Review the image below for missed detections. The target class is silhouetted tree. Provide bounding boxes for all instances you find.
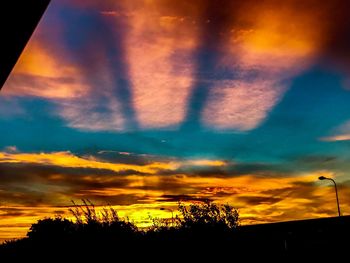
[178,201,239,230]
[27,217,75,241]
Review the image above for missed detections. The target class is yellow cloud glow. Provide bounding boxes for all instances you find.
[1,150,349,243]
[0,151,178,174]
[185,159,227,167]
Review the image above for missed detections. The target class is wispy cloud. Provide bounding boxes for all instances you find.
[320,120,350,142]
[3,146,18,153]
[320,134,350,142]
[203,80,286,131]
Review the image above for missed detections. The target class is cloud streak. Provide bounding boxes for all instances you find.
[320,120,350,142]
[123,1,199,129]
[320,134,350,142]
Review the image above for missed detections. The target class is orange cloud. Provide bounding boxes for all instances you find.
[0,206,68,243]
[122,1,199,129]
[2,39,86,99]
[202,1,322,131]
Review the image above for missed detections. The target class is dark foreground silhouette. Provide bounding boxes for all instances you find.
[1,201,349,260]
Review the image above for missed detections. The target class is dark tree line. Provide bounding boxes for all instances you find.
[0,200,240,260]
[1,200,350,261]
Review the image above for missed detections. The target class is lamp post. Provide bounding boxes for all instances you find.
[160,207,174,225]
[319,176,341,217]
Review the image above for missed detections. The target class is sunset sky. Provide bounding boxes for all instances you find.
[1,0,350,242]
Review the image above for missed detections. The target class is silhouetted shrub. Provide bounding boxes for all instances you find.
[27,217,75,241]
[178,201,239,231]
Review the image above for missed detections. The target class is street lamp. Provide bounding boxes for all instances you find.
[319,176,341,217]
[160,207,174,225]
